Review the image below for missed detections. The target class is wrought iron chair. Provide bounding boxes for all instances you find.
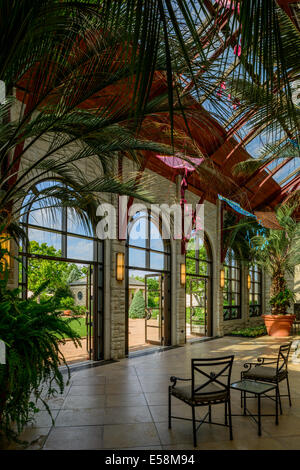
[241,342,292,413]
[168,355,234,447]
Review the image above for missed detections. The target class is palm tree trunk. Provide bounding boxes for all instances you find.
[270,269,287,314]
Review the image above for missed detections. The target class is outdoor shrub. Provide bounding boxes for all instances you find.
[228,325,267,338]
[129,290,145,318]
[59,296,75,310]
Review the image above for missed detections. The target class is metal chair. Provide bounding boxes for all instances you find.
[241,342,292,413]
[168,355,234,447]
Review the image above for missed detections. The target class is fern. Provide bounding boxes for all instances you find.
[0,239,81,443]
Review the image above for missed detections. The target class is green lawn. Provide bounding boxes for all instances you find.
[59,316,87,339]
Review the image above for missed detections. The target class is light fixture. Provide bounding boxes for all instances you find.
[220,269,225,288]
[116,252,125,281]
[180,264,186,286]
[1,235,10,268]
[247,274,251,290]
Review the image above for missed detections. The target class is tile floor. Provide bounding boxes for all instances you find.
[6,336,300,450]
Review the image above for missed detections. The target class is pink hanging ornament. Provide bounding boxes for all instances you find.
[234,44,242,57]
[215,0,240,14]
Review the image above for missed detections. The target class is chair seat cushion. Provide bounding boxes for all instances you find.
[171,382,228,404]
[243,366,287,382]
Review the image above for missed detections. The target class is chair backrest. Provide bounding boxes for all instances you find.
[191,356,234,398]
[276,342,292,374]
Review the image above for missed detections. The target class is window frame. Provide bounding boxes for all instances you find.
[249,264,262,317]
[223,248,242,321]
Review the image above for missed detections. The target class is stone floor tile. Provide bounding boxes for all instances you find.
[105,393,147,407]
[62,395,106,410]
[103,406,152,424]
[55,408,105,426]
[102,423,160,449]
[44,426,104,450]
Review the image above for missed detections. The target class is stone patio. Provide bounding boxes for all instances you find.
[6,336,300,450]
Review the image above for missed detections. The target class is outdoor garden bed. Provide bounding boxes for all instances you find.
[226,325,267,338]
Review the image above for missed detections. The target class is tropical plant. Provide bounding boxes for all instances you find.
[229,6,300,205]
[225,204,300,315]
[0,234,83,443]
[251,204,300,314]
[1,0,182,241]
[221,211,264,265]
[129,290,146,319]
[269,288,296,315]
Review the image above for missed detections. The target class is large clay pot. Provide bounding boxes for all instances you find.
[263,314,296,337]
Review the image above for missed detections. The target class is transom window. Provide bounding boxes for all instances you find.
[223,248,241,321]
[249,264,262,317]
[20,180,101,263]
[127,211,170,272]
[186,233,212,276]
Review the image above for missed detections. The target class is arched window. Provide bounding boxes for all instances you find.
[19,180,104,360]
[223,248,241,320]
[249,264,262,317]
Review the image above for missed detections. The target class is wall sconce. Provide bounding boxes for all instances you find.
[220,269,225,288]
[116,252,125,281]
[1,235,10,268]
[247,274,251,290]
[180,264,186,286]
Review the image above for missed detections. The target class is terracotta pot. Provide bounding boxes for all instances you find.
[263,314,296,337]
[63,310,72,316]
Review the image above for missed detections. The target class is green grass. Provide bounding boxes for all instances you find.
[59,316,87,339]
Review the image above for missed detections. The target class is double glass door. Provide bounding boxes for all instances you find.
[20,257,100,362]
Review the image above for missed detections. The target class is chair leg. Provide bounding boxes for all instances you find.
[277,384,283,415]
[168,387,172,429]
[208,404,212,423]
[225,401,228,425]
[240,373,243,408]
[286,375,292,407]
[227,398,233,441]
[192,406,197,447]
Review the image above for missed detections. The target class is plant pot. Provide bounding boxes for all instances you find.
[63,310,71,316]
[263,314,296,337]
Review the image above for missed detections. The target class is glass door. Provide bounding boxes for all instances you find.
[145,274,163,345]
[186,277,208,337]
[85,265,93,360]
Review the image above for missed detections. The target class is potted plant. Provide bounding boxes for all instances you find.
[264,288,296,337]
[59,296,76,316]
[222,204,299,337]
[250,204,299,337]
